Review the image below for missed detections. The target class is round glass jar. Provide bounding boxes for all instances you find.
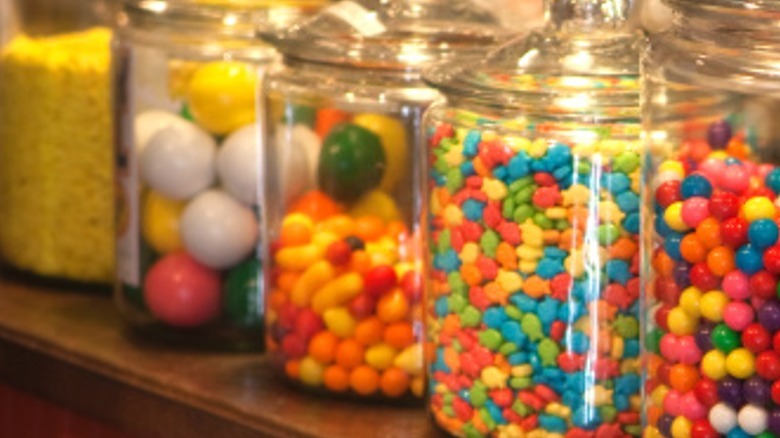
[260,0,503,400]
[422,0,644,435]
[0,0,115,284]
[114,0,324,350]
[643,1,780,437]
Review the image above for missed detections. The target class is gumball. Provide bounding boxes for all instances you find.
[142,190,186,254]
[690,263,720,291]
[222,258,262,327]
[700,290,729,322]
[276,124,321,204]
[694,377,720,408]
[708,120,733,149]
[697,218,722,249]
[671,416,693,437]
[744,376,771,406]
[726,348,756,379]
[742,324,771,353]
[695,323,715,352]
[669,363,700,393]
[710,402,738,434]
[771,380,780,405]
[679,335,704,364]
[769,409,780,435]
[742,197,776,223]
[763,245,780,274]
[718,376,745,407]
[710,191,741,221]
[658,414,675,436]
[721,164,750,194]
[750,271,777,299]
[180,190,259,269]
[140,120,217,200]
[143,252,221,327]
[758,301,780,332]
[765,168,780,194]
[186,61,258,134]
[707,246,736,277]
[736,244,764,275]
[349,190,402,223]
[352,113,408,192]
[656,180,682,208]
[774,331,780,352]
[318,123,386,203]
[691,419,719,438]
[217,124,259,205]
[738,405,768,435]
[134,110,189,153]
[756,351,780,380]
[681,391,707,421]
[682,174,713,199]
[682,197,710,228]
[664,390,684,416]
[711,323,740,353]
[749,219,779,249]
[723,271,750,300]
[723,301,755,331]
[722,217,749,248]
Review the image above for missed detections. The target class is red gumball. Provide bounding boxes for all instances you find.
[764,246,780,274]
[655,277,681,306]
[325,240,352,266]
[742,323,771,353]
[654,305,672,331]
[694,377,720,408]
[751,270,778,300]
[281,333,307,358]
[363,265,398,297]
[773,379,780,404]
[690,263,720,292]
[756,351,780,380]
[721,217,749,248]
[400,270,423,302]
[709,192,741,221]
[143,252,221,328]
[691,419,719,438]
[773,331,780,353]
[656,180,682,208]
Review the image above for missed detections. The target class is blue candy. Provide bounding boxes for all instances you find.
[500,321,527,346]
[434,349,451,372]
[460,161,475,177]
[615,374,641,395]
[537,298,559,325]
[748,218,779,249]
[463,131,481,157]
[508,352,527,365]
[604,173,631,195]
[462,199,486,221]
[507,154,530,180]
[616,191,640,213]
[606,260,632,285]
[570,332,590,354]
[536,258,564,279]
[681,174,713,199]
[766,168,780,194]
[485,400,507,425]
[726,428,751,438]
[613,393,630,411]
[538,414,567,433]
[623,339,640,358]
[510,294,538,312]
[623,212,641,234]
[493,166,508,181]
[544,247,567,259]
[663,233,684,261]
[435,296,449,317]
[572,406,602,430]
[735,244,764,275]
[434,250,461,272]
[483,307,508,329]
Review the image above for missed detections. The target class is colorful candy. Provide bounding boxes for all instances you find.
[425,121,642,436]
[645,119,780,437]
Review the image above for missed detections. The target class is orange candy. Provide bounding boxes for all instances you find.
[285,360,301,379]
[353,216,386,242]
[383,322,415,349]
[379,367,410,398]
[335,339,365,369]
[349,365,380,395]
[323,365,351,392]
[315,108,351,138]
[377,290,410,323]
[696,218,722,249]
[276,271,300,292]
[290,190,342,221]
[321,214,356,238]
[495,242,518,270]
[308,331,339,364]
[279,221,312,247]
[680,234,707,263]
[669,363,700,393]
[707,246,736,276]
[522,275,550,299]
[354,317,385,346]
[653,250,675,278]
[460,263,483,286]
[608,237,638,260]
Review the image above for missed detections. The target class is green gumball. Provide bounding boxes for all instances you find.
[223,258,263,327]
[318,123,386,203]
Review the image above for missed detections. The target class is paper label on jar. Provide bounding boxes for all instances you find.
[326,1,387,37]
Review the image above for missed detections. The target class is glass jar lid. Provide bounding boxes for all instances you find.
[424,0,642,120]
[259,0,505,71]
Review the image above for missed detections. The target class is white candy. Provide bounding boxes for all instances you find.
[217,124,259,206]
[180,190,258,269]
[134,110,189,153]
[738,405,768,436]
[709,403,738,434]
[141,119,217,200]
[275,123,321,203]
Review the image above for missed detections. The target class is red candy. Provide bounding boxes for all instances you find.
[691,419,719,438]
[773,379,780,404]
[655,180,682,208]
[689,263,720,291]
[756,351,780,380]
[693,378,719,407]
[751,270,778,299]
[532,186,561,209]
[709,191,741,220]
[720,217,749,248]
[326,240,352,266]
[764,245,780,274]
[363,265,397,297]
[742,323,771,353]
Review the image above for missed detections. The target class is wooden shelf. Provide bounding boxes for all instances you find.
[0,271,440,438]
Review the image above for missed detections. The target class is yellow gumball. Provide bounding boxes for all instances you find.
[667,307,698,335]
[701,350,727,380]
[670,416,692,438]
[142,191,186,254]
[353,113,408,192]
[349,190,402,223]
[186,61,258,134]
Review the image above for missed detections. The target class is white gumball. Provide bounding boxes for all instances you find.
[710,403,738,434]
[275,123,321,203]
[217,124,258,206]
[738,405,768,436]
[180,190,258,269]
[141,120,217,200]
[134,110,189,153]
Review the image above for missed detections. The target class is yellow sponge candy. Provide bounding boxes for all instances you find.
[0,28,114,283]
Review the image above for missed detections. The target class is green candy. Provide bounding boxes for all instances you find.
[499,342,518,355]
[437,229,452,253]
[598,223,620,246]
[554,219,570,231]
[451,339,463,352]
[513,205,535,223]
[318,123,386,203]
[537,338,561,366]
[445,168,464,194]
[448,293,468,313]
[479,329,503,351]
[460,306,482,327]
[469,384,488,407]
[599,406,617,423]
[646,328,663,354]
[613,151,640,174]
[613,315,639,339]
[505,305,523,321]
[511,400,532,416]
[448,272,468,295]
[480,230,500,258]
[510,377,533,389]
[502,198,516,220]
[521,314,544,341]
[223,258,263,327]
[463,424,482,438]
[533,212,553,229]
[479,408,497,430]
[514,185,536,204]
[711,323,740,353]
[442,406,455,418]
[624,425,642,437]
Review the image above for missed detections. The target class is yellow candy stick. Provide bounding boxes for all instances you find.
[311,272,364,314]
[290,260,336,306]
[274,244,324,271]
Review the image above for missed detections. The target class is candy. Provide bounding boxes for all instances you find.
[135,110,190,153]
[217,124,259,205]
[141,190,186,254]
[140,119,217,200]
[318,123,386,203]
[180,190,259,269]
[352,113,408,192]
[186,61,258,135]
[222,258,262,327]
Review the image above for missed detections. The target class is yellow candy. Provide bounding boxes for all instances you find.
[274,244,324,271]
[667,306,699,335]
[483,178,509,201]
[664,202,690,232]
[679,287,702,317]
[644,427,665,438]
[700,290,728,322]
[497,424,524,438]
[670,416,692,438]
[519,261,538,274]
[299,356,325,387]
[311,273,364,314]
[517,245,543,261]
[528,138,548,158]
[322,307,357,338]
[443,145,465,167]
[564,251,586,278]
[611,336,625,360]
[621,358,641,374]
[186,61,258,135]
[659,160,685,177]
[312,230,339,249]
[496,270,523,293]
[588,385,613,406]
[629,395,642,412]
[742,196,776,223]
[650,385,669,407]
[365,343,397,370]
[544,403,571,418]
[290,260,336,306]
[142,190,185,254]
[394,344,423,375]
[599,201,625,223]
[511,365,533,377]
[598,139,627,157]
[726,348,755,379]
[282,212,314,228]
[562,184,591,206]
[481,366,507,389]
[349,190,401,223]
[519,221,544,247]
[410,376,425,398]
[701,350,727,380]
[504,136,532,153]
[443,204,464,226]
[353,113,408,192]
[460,242,481,264]
[545,207,567,220]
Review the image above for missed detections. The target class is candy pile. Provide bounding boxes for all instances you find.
[426,123,643,436]
[265,107,425,400]
[645,120,780,437]
[119,61,263,331]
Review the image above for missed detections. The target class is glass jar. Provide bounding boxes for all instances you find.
[0,0,116,284]
[643,1,780,437]
[261,0,503,400]
[422,0,643,436]
[114,0,325,350]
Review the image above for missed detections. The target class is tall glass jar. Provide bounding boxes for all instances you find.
[422,0,643,436]
[0,0,116,284]
[114,0,325,350]
[643,1,780,437]
[261,0,503,400]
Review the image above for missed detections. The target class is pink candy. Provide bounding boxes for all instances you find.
[660,334,681,362]
[678,335,703,364]
[723,301,755,331]
[663,390,684,416]
[680,392,707,420]
[722,271,751,300]
[681,197,710,227]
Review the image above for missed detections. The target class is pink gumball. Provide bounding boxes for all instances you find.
[660,334,681,362]
[682,197,710,228]
[721,164,750,193]
[698,158,726,184]
[722,271,751,300]
[681,391,707,420]
[664,390,684,416]
[678,335,703,364]
[723,301,755,331]
[144,251,221,327]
